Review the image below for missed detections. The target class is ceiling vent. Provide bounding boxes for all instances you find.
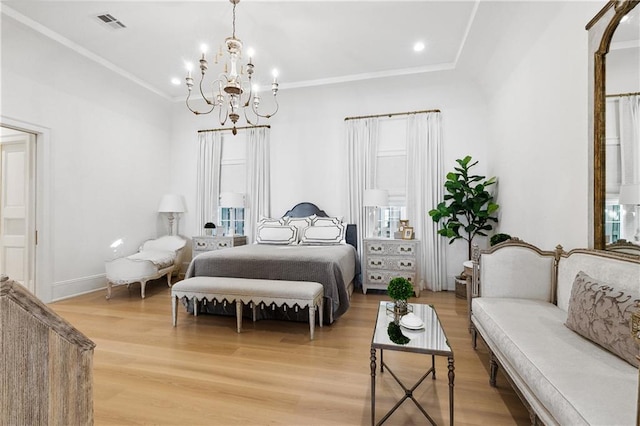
[96,13,126,30]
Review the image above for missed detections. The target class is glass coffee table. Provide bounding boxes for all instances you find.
[370,301,454,425]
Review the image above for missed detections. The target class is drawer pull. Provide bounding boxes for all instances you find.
[370,246,383,252]
[370,260,383,266]
[218,243,229,247]
[400,262,412,267]
[370,275,382,281]
[196,242,206,247]
[400,247,413,253]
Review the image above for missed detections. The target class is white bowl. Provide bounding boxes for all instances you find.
[400,312,424,329]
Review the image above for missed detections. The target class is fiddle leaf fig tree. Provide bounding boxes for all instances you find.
[428,155,499,259]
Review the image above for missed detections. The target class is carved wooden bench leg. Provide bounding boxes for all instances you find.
[489,351,499,387]
[471,324,477,349]
[236,300,243,333]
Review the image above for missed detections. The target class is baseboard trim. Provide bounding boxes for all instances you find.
[52,274,106,302]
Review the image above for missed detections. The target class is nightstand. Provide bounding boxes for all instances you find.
[192,235,247,256]
[362,238,420,297]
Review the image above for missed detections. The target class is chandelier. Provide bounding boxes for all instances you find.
[185,0,279,135]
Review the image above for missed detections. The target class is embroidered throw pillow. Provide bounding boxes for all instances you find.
[284,217,313,242]
[258,216,286,226]
[311,216,344,227]
[299,223,346,245]
[565,271,639,367]
[255,225,298,245]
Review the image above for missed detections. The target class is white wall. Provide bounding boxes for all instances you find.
[1,1,609,299]
[1,16,173,301]
[170,69,490,289]
[460,1,604,251]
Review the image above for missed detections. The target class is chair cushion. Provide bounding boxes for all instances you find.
[128,250,175,269]
[141,235,186,252]
[472,297,637,426]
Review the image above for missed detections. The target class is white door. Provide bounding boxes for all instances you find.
[0,131,36,292]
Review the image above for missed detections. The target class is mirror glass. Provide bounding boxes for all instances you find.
[604,5,640,246]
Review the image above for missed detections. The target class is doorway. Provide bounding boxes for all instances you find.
[0,127,36,293]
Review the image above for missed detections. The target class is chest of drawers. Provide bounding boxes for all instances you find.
[192,235,247,256]
[362,238,420,296]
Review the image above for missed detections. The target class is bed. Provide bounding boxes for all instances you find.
[184,202,359,323]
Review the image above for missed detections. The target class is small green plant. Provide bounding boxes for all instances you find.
[387,322,410,345]
[490,233,512,246]
[387,277,414,301]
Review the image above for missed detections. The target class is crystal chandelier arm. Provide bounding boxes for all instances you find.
[198,74,216,107]
[243,107,258,126]
[251,94,279,119]
[185,89,215,115]
[218,104,228,126]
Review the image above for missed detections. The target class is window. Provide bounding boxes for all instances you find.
[375,118,407,238]
[219,207,245,236]
[219,135,246,235]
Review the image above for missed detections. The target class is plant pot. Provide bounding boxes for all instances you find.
[394,299,409,316]
[455,273,466,299]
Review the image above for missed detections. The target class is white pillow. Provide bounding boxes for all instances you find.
[285,217,313,240]
[255,225,298,245]
[258,216,286,226]
[300,223,346,245]
[311,216,343,226]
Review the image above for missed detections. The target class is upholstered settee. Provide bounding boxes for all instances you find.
[105,235,187,299]
[469,240,640,426]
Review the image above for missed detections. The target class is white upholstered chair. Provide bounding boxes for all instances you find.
[105,235,187,299]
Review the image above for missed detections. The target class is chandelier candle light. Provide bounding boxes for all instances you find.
[185,0,279,135]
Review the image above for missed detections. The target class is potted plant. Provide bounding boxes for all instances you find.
[428,155,500,260]
[490,233,512,246]
[387,277,414,316]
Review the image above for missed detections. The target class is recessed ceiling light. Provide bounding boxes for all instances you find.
[171,78,181,85]
[413,41,425,52]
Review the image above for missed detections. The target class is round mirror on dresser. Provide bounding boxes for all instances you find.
[588,0,640,250]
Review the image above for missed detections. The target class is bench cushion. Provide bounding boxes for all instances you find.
[172,277,323,301]
[472,297,637,426]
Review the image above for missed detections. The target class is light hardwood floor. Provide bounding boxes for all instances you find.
[50,280,530,425]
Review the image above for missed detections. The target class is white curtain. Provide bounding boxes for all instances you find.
[245,126,271,243]
[346,118,379,259]
[196,131,222,232]
[619,95,640,184]
[406,112,447,292]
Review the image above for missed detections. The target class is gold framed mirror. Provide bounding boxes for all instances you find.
[588,0,639,250]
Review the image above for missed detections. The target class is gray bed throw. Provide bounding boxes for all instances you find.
[185,243,358,322]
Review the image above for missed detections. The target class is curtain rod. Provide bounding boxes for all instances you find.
[344,109,441,121]
[198,124,271,134]
[606,91,640,98]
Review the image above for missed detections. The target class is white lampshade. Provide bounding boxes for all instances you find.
[619,184,640,205]
[219,192,245,208]
[158,194,186,213]
[363,189,389,207]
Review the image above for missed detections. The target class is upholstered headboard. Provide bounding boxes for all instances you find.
[283,202,328,218]
[282,202,357,251]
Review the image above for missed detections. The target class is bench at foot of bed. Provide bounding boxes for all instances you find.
[171,277,324,340]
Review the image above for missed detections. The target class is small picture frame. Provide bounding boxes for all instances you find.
[402,227,414,240]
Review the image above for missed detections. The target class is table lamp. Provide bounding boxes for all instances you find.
[158,194,187,236]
